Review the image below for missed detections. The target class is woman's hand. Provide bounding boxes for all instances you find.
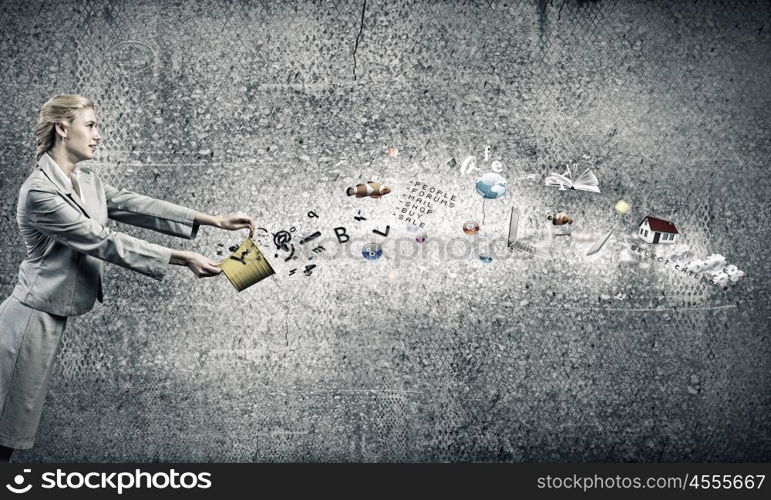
[187,253,222,278]
[170,250,222,278]
[193,211,257,237]
[217,211,256,237]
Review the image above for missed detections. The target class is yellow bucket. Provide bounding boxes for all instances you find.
[220,238,275,291]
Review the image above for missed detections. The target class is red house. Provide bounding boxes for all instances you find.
[638,215,679,244]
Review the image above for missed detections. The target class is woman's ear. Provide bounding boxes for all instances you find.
[54,121,69,140]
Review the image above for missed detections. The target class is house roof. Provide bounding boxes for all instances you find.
[641,216,679,234]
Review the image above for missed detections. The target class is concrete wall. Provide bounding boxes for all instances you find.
[0,0,768,462]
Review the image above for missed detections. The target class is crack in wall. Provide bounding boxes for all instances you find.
[352,0,367,81]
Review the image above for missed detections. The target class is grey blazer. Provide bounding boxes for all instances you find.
[11,153,199,317]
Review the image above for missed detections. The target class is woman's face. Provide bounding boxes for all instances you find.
[60,107,101,162]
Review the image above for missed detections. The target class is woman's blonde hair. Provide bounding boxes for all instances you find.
[35,94,94,159]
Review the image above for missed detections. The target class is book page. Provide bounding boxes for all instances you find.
[574,169,600,192]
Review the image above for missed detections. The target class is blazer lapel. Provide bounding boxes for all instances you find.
[68,188,90,218]
[76,171,97,218]
[38,153,92,218]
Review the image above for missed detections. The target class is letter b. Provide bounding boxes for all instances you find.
[334,227,349,244]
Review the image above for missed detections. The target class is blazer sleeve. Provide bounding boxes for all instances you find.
[26,188,173,280]
[104,183,199,239]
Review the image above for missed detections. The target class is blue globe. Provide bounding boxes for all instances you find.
[475,173,507,199]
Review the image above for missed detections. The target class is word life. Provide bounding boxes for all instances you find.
[459,155,504,176]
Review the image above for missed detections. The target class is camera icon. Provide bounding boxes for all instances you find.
[5,469,32,494]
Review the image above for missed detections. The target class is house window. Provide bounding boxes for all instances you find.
[644,229,648,237]
[639,227,643,234]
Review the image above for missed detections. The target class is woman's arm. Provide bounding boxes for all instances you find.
[27,186,223,280]
[169,250,222,278]
[104,183,200,239]
[194,211,256,236]
[103,181,256,238]
[27,187,174,280]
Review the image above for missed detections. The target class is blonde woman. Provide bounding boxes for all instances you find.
[0,95,255,461]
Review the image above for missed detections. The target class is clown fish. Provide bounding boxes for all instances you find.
[548,212,573,225]
[346,181,392,198]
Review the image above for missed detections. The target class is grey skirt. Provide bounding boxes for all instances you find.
[0,295,67,449]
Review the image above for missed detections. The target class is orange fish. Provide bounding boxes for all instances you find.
[346,181,392,198]
[548,212,573,225]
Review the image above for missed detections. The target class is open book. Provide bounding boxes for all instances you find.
[545,166,600,193]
